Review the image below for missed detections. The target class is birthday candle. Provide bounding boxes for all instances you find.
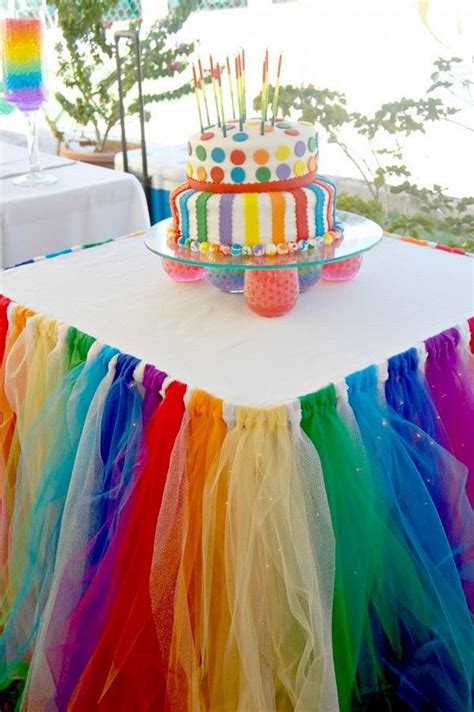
[209,55,221,127]
[241,49,246,121]
[264,49,269,122]
[226,56,236,120]
[235,55,243,131]
[216,64,226,137]
[198,58,210,126]
[271,53,283,125]
[192,65,204,133]
[2,17,46,112]
[260,57,266,135]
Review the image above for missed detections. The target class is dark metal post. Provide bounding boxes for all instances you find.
[114,29,149,182]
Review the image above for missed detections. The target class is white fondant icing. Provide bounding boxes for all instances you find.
[258,193,272,245]
[306,186,316,236]
[284,191,295,238]
[187,119,318,188]
[232,193,245,242]
[187,192,199,239]
[206,193,220,242]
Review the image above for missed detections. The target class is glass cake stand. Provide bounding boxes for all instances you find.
[144,211,383,317]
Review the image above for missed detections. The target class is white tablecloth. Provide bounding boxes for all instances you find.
[0,144,75,178]
[0,142,28,165]
[1,235,472,405]
[0,143,150,268]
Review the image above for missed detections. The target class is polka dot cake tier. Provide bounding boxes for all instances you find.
[186,119,319,191]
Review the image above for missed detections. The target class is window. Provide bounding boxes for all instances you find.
[104,0,142,22]
[168,0,247,11]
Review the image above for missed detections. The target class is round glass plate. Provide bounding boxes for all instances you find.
[144,211,383,271]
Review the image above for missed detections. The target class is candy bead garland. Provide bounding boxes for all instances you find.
[170,228,343,260]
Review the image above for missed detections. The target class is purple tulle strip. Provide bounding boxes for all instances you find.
[425,327,474,506]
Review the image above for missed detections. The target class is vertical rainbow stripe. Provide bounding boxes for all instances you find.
[2,18,45,111]
[172,178,337,246]
[243,194,259,246]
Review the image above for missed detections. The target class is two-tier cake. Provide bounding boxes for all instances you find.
[168,118,342,257]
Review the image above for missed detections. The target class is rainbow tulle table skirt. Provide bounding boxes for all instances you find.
[0,251,473,709]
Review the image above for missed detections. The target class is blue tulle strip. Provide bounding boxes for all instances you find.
[0,343,117,688]
[347,365,474,712]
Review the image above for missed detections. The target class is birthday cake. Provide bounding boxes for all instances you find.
[169,119,341,257]
[168,52,342,258]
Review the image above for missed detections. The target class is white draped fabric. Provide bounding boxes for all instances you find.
[0,234,472,404]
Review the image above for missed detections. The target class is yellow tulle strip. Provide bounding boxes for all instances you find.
[1,313,61,618]
[0,305,34,618]
[200,404,338,711]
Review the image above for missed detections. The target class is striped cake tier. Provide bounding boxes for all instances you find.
[170,176,339,254]
[186,119,318,192]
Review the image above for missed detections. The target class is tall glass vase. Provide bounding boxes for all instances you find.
[1,15,57,187]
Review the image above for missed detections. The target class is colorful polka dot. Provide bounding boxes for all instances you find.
[308,135,317,152]
[210,166,224,183]
[277,122,291,128]
[231,167,246,183]
[253,149,269,165]
[196,145,206,160]
[276,145,291,160]
[256,166,271,182]
[196,166,207,181]
[233,132,249,142]
[200,131,214,141]
[246,119,260,126]
[187,142,192,156]
[230,149,246,165]
[308,155,317,172]
[299,120,313,126]
[211,147,225,163]
[294,159,306,176]
[186,162,193,177]
[294,140,306,157]
[284,128,300,136]
[276,163,291,180]
[264,125,274,133]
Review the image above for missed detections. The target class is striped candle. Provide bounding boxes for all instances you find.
[1,18,46,111]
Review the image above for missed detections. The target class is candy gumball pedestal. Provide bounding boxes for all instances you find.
[161,258,204,282]
[322,255,363,281]
[146,212,383,317]
[205,268,244,293]
[297,265,322,293]
[244,269,299,317]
